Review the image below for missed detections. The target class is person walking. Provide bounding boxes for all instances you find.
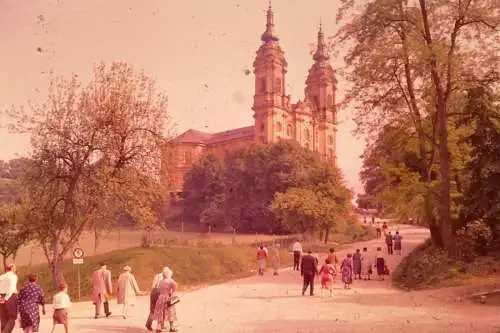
[291,239,303,271]
[116,266,144,319]
[146,269,167,331]
[300,250,318,296]
[151,267,179,332]
[91,262,112,319]
[271,244,281,276]
[50,282,71,333]
[385,232,394,255]
[340,254,354,289]
[17,273,45,333]
[393,231,403,255]
[375,247,387,281]
[319,259,336,297]
[375,223,382,239]
[256,246,268,276]
[352,249,362,280]
[360,247,372,280]
[0,263,18,333]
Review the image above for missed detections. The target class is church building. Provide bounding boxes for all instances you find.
[165,3,338,194]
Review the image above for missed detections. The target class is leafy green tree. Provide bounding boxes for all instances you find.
[336,0,499,249]
[459,86,500,233]
[0,202,32,270]
[182,154,224,228]
[6,62,172,286]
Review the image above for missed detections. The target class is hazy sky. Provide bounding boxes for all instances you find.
[0,0,365,193]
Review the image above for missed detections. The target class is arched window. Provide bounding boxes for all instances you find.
[260,122,265,132]
[260,78,266,93]
[304,128,310,140]
[276,122,282,132]
[327,94,333,106]
[275,78,282,94]
[328,148,334,159]
[286,124,293,136]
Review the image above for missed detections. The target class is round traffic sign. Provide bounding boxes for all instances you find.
[73,248,84,259]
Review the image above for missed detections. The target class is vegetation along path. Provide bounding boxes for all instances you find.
[38,226,500,333]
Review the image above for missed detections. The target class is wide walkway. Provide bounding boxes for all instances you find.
[38,226,500,332]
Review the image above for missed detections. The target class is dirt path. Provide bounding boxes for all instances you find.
[36,226,500,333]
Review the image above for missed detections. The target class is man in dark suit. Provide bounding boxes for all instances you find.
[300,250,318,296]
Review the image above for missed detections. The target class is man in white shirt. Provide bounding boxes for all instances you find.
[292,239,303,271]
[0,263,18,333]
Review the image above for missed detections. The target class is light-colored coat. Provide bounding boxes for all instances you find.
[91,268,112,304]
[116,272,140,305]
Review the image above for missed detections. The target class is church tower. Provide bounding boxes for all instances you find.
[252,2,291,143]
[305,22,337,161]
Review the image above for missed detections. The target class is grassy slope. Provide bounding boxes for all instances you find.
[19,245,293,302]
[392,239,500,290]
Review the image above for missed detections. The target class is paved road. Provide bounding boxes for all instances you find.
[34,226,500,332]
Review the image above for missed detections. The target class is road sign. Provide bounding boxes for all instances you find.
[72,258,84,264]
[73,248,84,259]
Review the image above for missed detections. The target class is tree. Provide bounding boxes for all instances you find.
[181,154,224,227]
[336,0,499,249]
[0,202,32,270]
[272,188,322,237]
[6,62,172,285]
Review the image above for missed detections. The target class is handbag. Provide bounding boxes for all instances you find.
[167,296,180,307]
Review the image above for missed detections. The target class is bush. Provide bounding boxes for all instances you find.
[456,220,493,260]
[392,238,456,289]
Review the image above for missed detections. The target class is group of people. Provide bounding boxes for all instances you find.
[257,227,404,297]
[0,262,180,333]
[0,264,71,333]
[91,262,179,332]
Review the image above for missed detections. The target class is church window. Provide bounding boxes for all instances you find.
[260,122,265,132]
[286,124,292,136]
[328,148,334,159]
[328,135,334,145]
[304,128,310,140]
[314,96,320,108]
[260,78,266,93]
[275,78,281,94]
[276,122,282,132]
[184,150,192,165]
[327,94,333,106]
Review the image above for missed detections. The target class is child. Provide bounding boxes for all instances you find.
[51,282,71,333]
[375,247,386,281]
[319,258,336,297]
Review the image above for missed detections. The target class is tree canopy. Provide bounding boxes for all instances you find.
[181,141,353,237]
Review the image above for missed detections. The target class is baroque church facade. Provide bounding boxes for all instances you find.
[165,4,337,194]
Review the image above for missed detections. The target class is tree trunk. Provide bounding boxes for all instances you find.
[324,228,330,244]
[50,257,64,289]
[1,254,7,272]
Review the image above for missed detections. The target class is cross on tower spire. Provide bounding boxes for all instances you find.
[261,1,279,42]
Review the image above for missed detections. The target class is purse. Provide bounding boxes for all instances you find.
[167,296,180,307]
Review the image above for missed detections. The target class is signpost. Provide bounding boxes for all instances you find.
[72,248,84,301]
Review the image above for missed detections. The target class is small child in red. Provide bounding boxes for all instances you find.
[319,258,336,297]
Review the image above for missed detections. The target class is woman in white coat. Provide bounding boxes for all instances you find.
[116,265,144,318]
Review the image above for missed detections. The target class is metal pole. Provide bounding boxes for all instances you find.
[77,264,81,301]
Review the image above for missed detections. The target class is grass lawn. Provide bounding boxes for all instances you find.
[17,244,294,302]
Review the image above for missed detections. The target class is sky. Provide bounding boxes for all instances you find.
[0,0,366,194]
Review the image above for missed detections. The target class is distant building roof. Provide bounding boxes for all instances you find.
[171,126,255,146]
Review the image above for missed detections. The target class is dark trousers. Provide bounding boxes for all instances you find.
[145,288,160,329]
[94,294,111,317]
[376,230,381,239]
[293,251,301,271]
[302,274,315,296]
[387,244,393,255]
[0,294,18,333]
